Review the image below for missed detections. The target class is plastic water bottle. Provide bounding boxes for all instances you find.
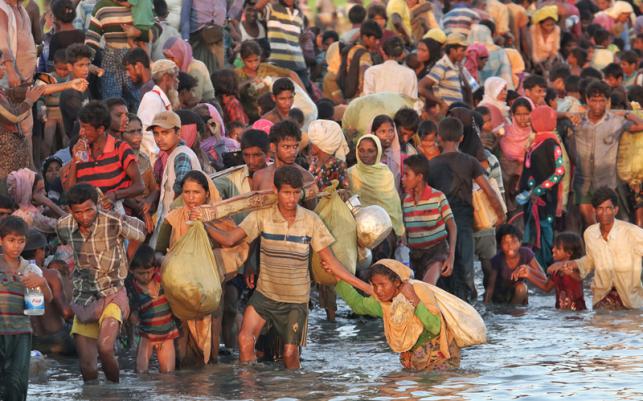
[74,137,89,163]
[516,190,531,206]
[24,260,45,316]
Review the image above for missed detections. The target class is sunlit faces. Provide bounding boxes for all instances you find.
[152,126,181,152]
[181,179,208,209]
[242,146,268,174]
[357,138,378,165]
[70,199,98,230]
[272,137,299,165]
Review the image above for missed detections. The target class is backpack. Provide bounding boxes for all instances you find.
[336,43,368,100]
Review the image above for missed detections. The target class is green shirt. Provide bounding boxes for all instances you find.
[335,280,441,348]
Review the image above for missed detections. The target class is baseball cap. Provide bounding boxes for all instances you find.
[147,111,181,131]
[445,33,468,47]
[151,59,178,77]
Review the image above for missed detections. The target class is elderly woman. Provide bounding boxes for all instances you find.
[163,37,215,101]
[307,119,350,191]
[594,1,634,40]
[478,77,511,129]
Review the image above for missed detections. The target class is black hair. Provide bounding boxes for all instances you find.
[444,43,465,55]
[393,108,419,132]
[288,108,305,125]
[564,75,581,93]
[418,120,437,139]
[53,49,67,64]
[475,105,490,118]
[316,98,335,120]
[130,244,157,270]
[122,47,150,69]
[152,0,169,18]
[178,71,198,92]
[269,119,301,144]
[569,47,588,66]
[506,90,520,104]
[438,117,463,142]
[21,248,39,261]
[257,92,276,115]
[0,194,17,211]
[585,80,611,100]
[0,216,28,238]
[240,40,263,59]
[592,28,610,46]
[495,223,522,245]
[479,19,496,36]
[550,65,571,82]
[322,30,339,43]
[591,186,618,208]
[52,0,76,23]
[274,165,304,190]
[64,183,98,206]
[241,129,270,152]
[620,50,639,65]
[627,85,643,105]
[367,4,387,20]
[610,87,627,109]
[383,36,405,59]
[126,112,141,125]
[510,97,533,114]
[78,100,111,129]
[580,66,603,80]
[104,97,127,112]
[348,5,366,24]
[360,20,383,39]
[613,38,625,52]
[181,170,210,193]
[212,69,240,97]
[523,74,547,90]
[65,43,92,65]
[366,263,402,283]
[227,120,245,133]
[602,62,624,79]
[473,87,484,105]
[176,109,205,136]
[272,77,295,96]
[403,154,430,183]
[554,232,584,260]
[370,114,394,133]
[545,88,557,106]
[419,38,443,67]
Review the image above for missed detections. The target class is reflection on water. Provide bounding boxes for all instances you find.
[28,277,643,400]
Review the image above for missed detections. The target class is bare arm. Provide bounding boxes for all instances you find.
[204,221,248,247]
[441,217,457,276]
[44,269,73,320]
[475,175,506,226]
[318,247,372,295]
[484,268,498,303]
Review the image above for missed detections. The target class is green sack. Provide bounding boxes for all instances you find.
[161,221,222,320]
[311,183,358,285]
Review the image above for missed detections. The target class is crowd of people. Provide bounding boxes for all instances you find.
[1,0,643,399]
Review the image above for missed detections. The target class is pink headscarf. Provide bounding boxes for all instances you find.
[501,99,533,162]
[251,119,273,135]
[7,168,36,209]
[464,43,489,81]
[163,37,193,72]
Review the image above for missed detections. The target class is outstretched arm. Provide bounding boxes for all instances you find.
[318,247,371,295]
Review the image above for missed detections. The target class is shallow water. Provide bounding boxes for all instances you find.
[28,275,643,401]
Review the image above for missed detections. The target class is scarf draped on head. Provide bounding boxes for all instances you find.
[163,37,193,72]
[7,168,36,209]
[605,1,634,21]
[373,259,450,358]
[529,6,560,64]
[501,99,533,162]
[349,135,405,236]
[481,77,510,118]
[464,43,489,81]
[307,119,349,161]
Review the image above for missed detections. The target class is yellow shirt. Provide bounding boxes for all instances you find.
[576,220,643,309]
[387,0,412,35]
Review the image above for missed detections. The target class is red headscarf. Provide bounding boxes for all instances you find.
[464,43,489,81]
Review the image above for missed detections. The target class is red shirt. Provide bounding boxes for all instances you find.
[550,272,586,311]
[76,134,136,193]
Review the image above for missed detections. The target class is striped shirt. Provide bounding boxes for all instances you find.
[266,3,306,71]
[240,204,334,304]
[403,185,453,249]
[427,55,464,105]
[126,273,179,341]
[0,258,42,335]
[76,134,136,194]
[442,6,479,37]
[85,0,149,50]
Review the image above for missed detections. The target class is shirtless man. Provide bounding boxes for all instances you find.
[21,230,75,355]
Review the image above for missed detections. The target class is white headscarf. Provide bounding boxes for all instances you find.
[480,77,510,117]
[307,119,350,161]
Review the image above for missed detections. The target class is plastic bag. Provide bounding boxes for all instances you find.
[311,183,358,285]
[411,279,487,348]
[161,221,222,320]
[617,110,643,188]
[472,178,506,231]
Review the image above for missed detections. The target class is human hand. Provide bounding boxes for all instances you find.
[494,211,506,228]
[441,255,454,277]
[121,24,142,38]
[20,273,46,289]
[142,201,153,214]
[89,65,104,77]
[511,265,530,281]
[143,212,154,234]
[7,68,21,88]
[25,85,46,104]
[547,261,566,275]
[100,195,114,211]
[188,207,203,221]
[245,271,255,289]
[399,282,420,306]
[68,78,89,92]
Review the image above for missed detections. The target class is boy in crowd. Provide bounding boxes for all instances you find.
[262,78,296,124]
[205,166,351,369]
[394,108,421,155]
[619,50,643,88]
[60,43,93,137]
[602,63,624,89]
[0,217,52,400]
[523,74,548,107]
[428,117,505,303]
[401,154,457,285]
[56,184,146,382]
[335,20,382,101]
[22,230,75,356]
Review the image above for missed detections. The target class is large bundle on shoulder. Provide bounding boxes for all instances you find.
[617,108,643,190]
[161,221,222,320]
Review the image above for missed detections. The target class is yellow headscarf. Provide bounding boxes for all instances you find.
[373,259,451,357]
[348,135,405,236]
[531,5,558,25]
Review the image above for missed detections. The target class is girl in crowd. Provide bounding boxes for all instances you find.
[163,37,215,101]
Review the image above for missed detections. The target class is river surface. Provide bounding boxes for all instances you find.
[28,273,643,401]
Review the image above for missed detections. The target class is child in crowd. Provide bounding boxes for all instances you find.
[484,224,547,305]
[262,78,296,124]
[0,217,52,400]
[517,232,586,310]
[602,63,625,89]
[394,108,421,156]
[557,75,584,113]
[126,245,178,373]
[212,69,250,127]
[566,47,587,76]
[417,120,440,160]
[401,155,456,285]
[620,50,643,88]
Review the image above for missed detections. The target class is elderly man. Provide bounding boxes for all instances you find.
[136,59,179,163]
[549,187,643,310]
